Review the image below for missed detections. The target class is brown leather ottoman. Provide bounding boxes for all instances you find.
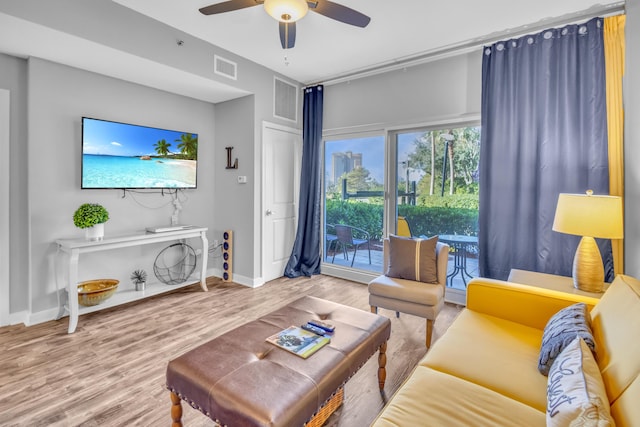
[166,296,391,427]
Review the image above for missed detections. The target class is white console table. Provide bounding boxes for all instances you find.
[56,227,208,333]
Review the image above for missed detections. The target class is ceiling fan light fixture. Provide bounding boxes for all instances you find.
[264,0,309,22]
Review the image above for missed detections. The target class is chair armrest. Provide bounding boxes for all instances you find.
[466,278,600,330]
[350,226,370,239]
[435,242,449,287]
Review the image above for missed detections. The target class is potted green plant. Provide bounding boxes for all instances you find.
[130,269,147,291]
[73,203,109,241]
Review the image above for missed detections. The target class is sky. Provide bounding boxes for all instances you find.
[82,118,196,157]
[325,132,425,184]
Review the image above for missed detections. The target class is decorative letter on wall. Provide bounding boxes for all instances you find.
[225,146,238,169]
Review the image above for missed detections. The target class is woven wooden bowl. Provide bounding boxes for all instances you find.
[77,279,119,306]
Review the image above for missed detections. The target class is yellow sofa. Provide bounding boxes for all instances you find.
[372,274,640,426]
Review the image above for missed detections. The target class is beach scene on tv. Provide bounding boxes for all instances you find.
[82,118,198,189]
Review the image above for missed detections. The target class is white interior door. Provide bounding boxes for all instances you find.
[262,123,302,282]
[1,90,10,326]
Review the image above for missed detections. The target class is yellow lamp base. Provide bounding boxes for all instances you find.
[572,236,605,293]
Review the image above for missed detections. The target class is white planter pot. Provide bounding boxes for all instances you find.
[85,223,105,241]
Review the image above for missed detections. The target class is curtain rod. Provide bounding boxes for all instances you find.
[306,2,625,88]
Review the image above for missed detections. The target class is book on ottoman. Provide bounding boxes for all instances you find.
[266,325,331,358]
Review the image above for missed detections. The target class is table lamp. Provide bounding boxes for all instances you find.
[552,190,623,292]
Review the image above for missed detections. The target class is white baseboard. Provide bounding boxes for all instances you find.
[208,268,264,288]
[9,310,29,326]
[320,263,378,284]
[28,307,64,326]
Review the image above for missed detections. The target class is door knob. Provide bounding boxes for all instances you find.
[266,209,275,216]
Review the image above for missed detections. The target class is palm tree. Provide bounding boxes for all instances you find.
[429,132,435,195]
[176,133,198,160]
[153,139,171,157]
[440,131,455,195]
[448,135,455,195]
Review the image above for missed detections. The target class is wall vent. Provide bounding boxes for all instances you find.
[273,77,298,123]
[214,55,237,80]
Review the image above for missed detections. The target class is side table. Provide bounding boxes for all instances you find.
[438,234,478,287]
[508,269,608,299]
[56,227,209,333]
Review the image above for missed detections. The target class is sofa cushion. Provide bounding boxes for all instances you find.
[368,274,444,307]
[610,373,640,427]
[386,234,438,283]
[538,303,596,376]
[590,274,640,413]
[547,337,614,427]
[372,366,545,427]
[422,309,549,411]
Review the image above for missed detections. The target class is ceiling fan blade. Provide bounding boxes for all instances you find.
[279,21,296,49]
[310,0,370,28]
[199,0,260,15]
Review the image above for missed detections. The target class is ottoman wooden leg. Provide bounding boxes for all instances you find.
[170,391,183,427]
[377,341,387,390]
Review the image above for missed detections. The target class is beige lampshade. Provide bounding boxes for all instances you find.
[264,0,309,22]
[552,192,623,239]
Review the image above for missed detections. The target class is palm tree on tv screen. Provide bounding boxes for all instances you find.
[154,139,171,157]
[176,133,198,160]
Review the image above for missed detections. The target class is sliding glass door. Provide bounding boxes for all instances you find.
[393,125,481,290]
[321,122,480,295]
[323,135,385,276]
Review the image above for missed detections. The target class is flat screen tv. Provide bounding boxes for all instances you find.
[81,117,198,189]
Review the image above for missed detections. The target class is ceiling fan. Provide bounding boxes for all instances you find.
[199,0,370,49]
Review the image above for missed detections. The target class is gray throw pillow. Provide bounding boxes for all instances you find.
[386,234,438,284]
[538,303,596,376]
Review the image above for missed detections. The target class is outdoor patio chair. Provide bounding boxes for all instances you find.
[325,224,338,260]
[332,224,371,267]
[397,216,412,237]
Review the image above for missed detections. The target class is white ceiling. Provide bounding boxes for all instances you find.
[113,0,623,84]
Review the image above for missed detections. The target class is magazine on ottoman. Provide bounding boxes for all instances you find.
[266,326,331,358]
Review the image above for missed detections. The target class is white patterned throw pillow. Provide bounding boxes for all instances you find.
[546,336,614,427]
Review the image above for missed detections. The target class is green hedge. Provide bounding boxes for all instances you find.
[398,205,478,237]
[325,201,384,240]
[418,194,479,210]
[326,200,478,240]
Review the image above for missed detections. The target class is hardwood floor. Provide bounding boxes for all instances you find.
[0,275,462,427]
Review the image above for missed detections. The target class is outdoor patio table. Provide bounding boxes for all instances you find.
[438,234,478,287]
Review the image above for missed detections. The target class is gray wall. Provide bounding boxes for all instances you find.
[0,0,301,312]
[212,95,257,282]
[0,53,28,313]
[625,5,639,277]
[0,0,303,323]
[1,53,292,322]
[26,58,217,316]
